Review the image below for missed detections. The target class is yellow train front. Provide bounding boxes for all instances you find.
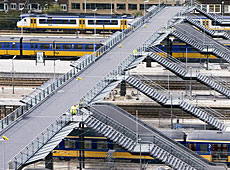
[186,130,230,165]
[0,36,103,60]
[17,14,134,33]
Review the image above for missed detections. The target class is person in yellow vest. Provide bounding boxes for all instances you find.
[132,49,138,55]
[70,104,78,115]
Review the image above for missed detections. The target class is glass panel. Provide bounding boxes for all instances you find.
[64,139,76,148]
[97,140,107,149]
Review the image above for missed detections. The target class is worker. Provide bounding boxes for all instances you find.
[132,49,138,55]
[70,104,77,115]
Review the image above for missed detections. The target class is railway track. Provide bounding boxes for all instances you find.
[0,77,48,87]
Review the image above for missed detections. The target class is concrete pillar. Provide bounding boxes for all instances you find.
[45,152,53,170]
[120,80,126,96]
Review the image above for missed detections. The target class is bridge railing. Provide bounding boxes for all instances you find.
[0,4,165,135]
[8,113,71,170]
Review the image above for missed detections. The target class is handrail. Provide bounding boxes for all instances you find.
[93,103,214,169]
[149,46,187,71]
[87,106,137,141]
[8,113,71,169]
[130,72,170,99]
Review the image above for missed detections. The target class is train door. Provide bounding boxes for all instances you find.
[79,19,86,30]
[211,144,228,162]
[202,19,209,28]
[120,19,127,30]
[30,18,37,29]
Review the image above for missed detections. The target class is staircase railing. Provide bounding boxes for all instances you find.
[131,72,170,99]
[8,113,71,170]
[86,106,137,141]
[149,46,187,71]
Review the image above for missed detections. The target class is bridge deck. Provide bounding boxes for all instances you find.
[0,6,183,169]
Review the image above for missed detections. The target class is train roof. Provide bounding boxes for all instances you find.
[187,130,230,142]
[0,36,104,43]
[20,13,134,19]
[161,130,185,140]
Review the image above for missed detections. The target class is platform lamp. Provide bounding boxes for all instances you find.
[20,7,24,37]
[0,135,9,170]
[12,55,16,94]
[92,8,97,53]
[222,1,224,20]
[144,0,149,23]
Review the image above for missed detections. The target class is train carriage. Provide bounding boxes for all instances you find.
[17,14,134,33]
[0,36,103,60]
[187,130,230,165]
[53,128,186,163]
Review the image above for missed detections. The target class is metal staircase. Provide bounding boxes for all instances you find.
[180,101,226,131]
[197,73,230,98]
[125,75,226,131]
[82,103,227,170]
[185,14,230,40]
[171,23,230,63]
[193,1,222,24]
[147,46,230,99]
[147,46,188,78]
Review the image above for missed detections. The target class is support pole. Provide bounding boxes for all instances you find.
[45,152,53,170]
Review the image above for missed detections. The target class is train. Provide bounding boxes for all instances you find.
[188,15,230,31]
[53,128,230,165]
[0,36,103,60]
[157,38,230,62]
[17,14,134,33]
[53,128,184,163]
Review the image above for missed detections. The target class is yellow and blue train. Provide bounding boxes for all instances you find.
[0,36,103,60]
[189,15,230,31]
[157,39,230,62]
[52,128,184,163]
[17,14,134,32]
[53,128,230,166]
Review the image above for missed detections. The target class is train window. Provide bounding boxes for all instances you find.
[200,144,207,152]
[39,19,46,24]
[70,20,76,24]
[63,44,72,49]
[97,140,107,149]
[88,20,94,25]
[83,20,85,24]
[63,20,69,24]
[113,144,121,150]
[85,45,94,50]
[40,44,50,49]
[0,43,2,48]
[84,140,92,149]
[111,20,118,25]
[188,143,196,151]
[74,44,83,49]
[79,20,82,24]
[54,20,63,24]
[4,43,9,48]
[47,19,53,24]
[64,139,76,149]
[12,43,16,48]
[56,44,61,49]
[124,21,127,25]
[96,20,103,25]
[104,20,110,25]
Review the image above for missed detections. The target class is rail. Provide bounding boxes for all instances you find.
[8,113,71,170]
[149,46,187,71]
[86,106,137,141]
[0,3,165,135]
[131,72,170,99]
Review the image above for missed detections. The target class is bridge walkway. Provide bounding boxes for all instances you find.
[1,6,184,170]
